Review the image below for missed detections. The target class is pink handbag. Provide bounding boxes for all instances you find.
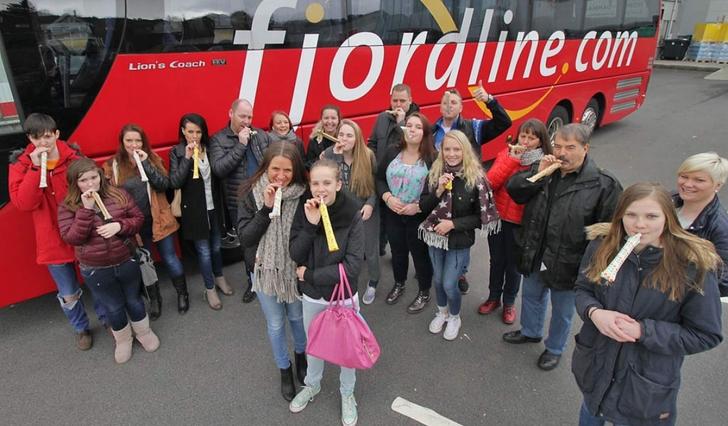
[306,264,381,369]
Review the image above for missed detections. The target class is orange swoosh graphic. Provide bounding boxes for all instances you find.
[470,73,565,120]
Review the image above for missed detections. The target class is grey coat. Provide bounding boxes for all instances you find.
[209,125,270,224]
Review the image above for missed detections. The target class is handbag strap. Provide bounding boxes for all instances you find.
[327,263,356,309]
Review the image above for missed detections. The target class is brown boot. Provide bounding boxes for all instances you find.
[205,288,222,310]
[130,315,160,352]
[76,330,93,351]
[215,276,234,296]
[111,324,133,364]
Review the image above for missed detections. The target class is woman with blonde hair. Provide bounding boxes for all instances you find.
[573,182,722,425]
[321,119,380,304]
[673,152,728,297]
[419,130,499,339]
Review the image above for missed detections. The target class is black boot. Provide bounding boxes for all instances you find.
[171,275,189,314]
[147,282,162,321]
[241,275,256,303]
[294,352,307,386]
[280,365,296,401]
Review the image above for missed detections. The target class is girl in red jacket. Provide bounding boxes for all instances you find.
[8,113,105,350]
[58,158,159,364]
[479,119,551,324]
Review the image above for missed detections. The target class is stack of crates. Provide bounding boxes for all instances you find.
[686,23,728,63]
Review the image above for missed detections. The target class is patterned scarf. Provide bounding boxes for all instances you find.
[251,174,306,303]
[520,147,544,166]
[419,164,500,250]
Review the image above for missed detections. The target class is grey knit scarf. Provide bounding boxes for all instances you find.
[520,147,544,166]
[251,174,306,303]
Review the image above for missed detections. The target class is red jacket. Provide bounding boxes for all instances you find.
[486,148,528,225]
[58,190,144,267]
[8,141,80,265]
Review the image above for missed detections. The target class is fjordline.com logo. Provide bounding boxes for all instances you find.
[233,0,641,123]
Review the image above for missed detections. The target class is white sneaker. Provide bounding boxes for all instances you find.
[428,309,449,334]
[443,315,461,340]
[362,286,376,305]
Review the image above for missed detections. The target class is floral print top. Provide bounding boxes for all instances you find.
[386,152,429,204]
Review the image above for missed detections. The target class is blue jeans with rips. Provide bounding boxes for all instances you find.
[48,263,107,332]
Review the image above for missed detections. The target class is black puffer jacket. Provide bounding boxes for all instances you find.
[168,142,225,241]
[208,125,270,223]
[367,102,419,164]
[573,233,722,426]
[289,190,364,301]
[419,176,482,250]
[672,194,728,296]
[506,156,622,289]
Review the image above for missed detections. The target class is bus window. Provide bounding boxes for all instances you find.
[533,0,584,38]
[623,0,658,35]
[584,0,622,33]
[125,0,347,52]
[0,36,21,136]
[0,0,122,139]
[349,0,443,45]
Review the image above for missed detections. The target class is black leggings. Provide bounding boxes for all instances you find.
[384,207,432,291]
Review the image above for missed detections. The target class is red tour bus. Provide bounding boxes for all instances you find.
[0,0,659,307]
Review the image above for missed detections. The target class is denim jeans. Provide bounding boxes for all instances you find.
[384,208,432,291]
[487,221,522,305]
[520,272,576,355]
[80,259,146,331]
[193,210,223,289]
[142,233,185,280]
[428,246,469,316]
[48,263,107,332]
[579,401,631,426]
[256,291,307,369]
[302,299,356,396]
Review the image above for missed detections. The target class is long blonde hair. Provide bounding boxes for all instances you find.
[585,182,721,301]
[428,130,483,190]
[339,119,375,199]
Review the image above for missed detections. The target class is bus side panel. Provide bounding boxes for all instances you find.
[0,206,56,307]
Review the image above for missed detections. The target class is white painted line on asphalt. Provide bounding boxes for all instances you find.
[721,297,728,304]
[391,396,463,426]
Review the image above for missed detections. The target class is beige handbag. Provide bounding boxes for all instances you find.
[170,189,182,217]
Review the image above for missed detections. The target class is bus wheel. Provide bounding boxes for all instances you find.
[547,105,569,142]
[581,99,600,133]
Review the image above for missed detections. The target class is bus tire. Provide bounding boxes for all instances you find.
[581,99,600,133]
[546,105,569,142]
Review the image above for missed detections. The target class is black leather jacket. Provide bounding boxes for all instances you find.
[506,156,622,289]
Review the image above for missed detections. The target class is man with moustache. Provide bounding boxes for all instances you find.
[503,123,622,371]
[209,98,270,303]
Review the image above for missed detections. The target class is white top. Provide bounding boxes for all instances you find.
[303,293,359,309]
[676,207,693,229]
[198,151,214,210]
